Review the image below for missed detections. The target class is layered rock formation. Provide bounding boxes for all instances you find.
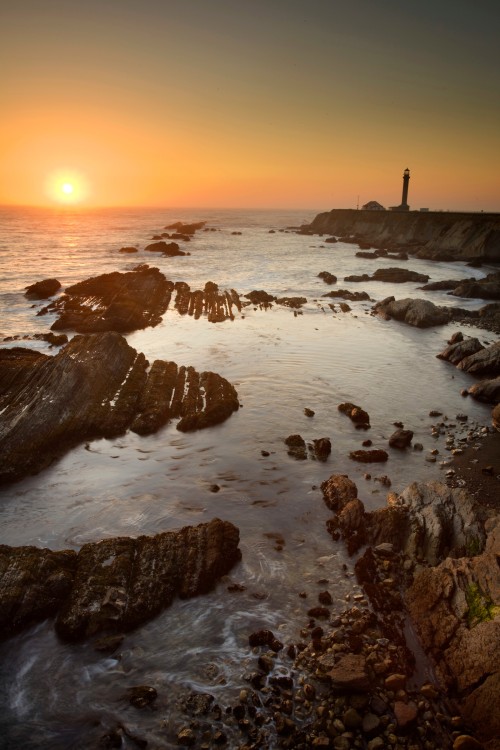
[0,332,239,484]
[0,518,241,642]
[303,209,500,261]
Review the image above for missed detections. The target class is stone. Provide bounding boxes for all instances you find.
[385,673,407,691]
[468,376,500,403]
[370,267,429,283]
[361,712,381,734]
[244,290,276,308]
[145,240,185,256]
[373,296,450,327]
[458,341,500,377]
[389,429,414,449]
[452,735,484,750]
[349,449,388,463]
[321,474,358,512]
[177,727,196,746]
[393,700,418,727]
[313,437,331,461]
[437,337,484,366]
[318,271,337,284]
[326,653,370,691]
[322,289,370,301]
[25,278,61,299]
[338,402,370,426]
[127,685,157,708]
[118,246,138,253]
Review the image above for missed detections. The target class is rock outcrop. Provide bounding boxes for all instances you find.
[0,519,241,642]
[25,278,61,299]
[0,332,239,484]
[173,281,242,322]
[373,296,450,327]
[346,268,429,284]
[302,208,500,262]
[40,265,174,333]
[144,240,185,256]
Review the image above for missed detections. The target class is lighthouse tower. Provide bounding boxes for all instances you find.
[401,168,410,210]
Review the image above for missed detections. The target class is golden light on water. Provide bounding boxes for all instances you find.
[45,170,89,205]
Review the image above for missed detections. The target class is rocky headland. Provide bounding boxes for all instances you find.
[301,209,500,262]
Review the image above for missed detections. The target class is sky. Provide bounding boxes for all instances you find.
[1,0,500,211]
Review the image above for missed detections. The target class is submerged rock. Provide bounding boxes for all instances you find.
[0,332,239,484]
[349,449,388,463]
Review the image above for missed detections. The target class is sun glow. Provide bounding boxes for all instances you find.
[45,170,89,205]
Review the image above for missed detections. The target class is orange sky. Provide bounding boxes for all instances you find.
[2,0,500,211]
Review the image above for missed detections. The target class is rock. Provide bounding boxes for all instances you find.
[164,221,205,234]
[321,474,358,512]
[468,376,500,403]
[370,267,429,283]
[40,265,175,333]
[0,545,77,639]
[323,289,370,301]
[118,246,138,253]
[389,428,414,449]
[451,273,500,300]
[437,337,485,365]
[452,735,485,750]
[244,290,276,308]
[285,434,307,460]
[457,341,500,377]
[173,281,242,322]
[313,437,331,461]
[373,296,450,327]
[318,271,337,284]
[144,240,185,256]
[342,707,362,729]
[385,673,407,691]
[349,449,388,463]
[276,296,307,308]
[338,402,370,426]
[421,279,462,291]
[177,727,196,746]
[55,518,241,641]
[128,685,157,708]
[25,278,61,299]
[0,333,239,483]
[326,653,370,690]
[393,700,418,727]
[304,408,315,417]
[493,403,500,430]
[361,712,380,734]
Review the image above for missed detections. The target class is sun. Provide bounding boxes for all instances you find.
[45,170,89,205]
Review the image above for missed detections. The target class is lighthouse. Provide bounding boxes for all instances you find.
[401,168,410,210]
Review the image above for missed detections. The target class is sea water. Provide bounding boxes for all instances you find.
[0,205,495,747]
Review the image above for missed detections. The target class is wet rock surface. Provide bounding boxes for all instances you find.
[373,296,450,327]
[0,332,239,484]
[0,519,241,642]
[25,277,61,299]
[347,268,430,284]
[173,280,242,322]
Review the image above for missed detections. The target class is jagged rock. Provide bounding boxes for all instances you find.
[144,240,185,256]
[389,428,414,449]
[437,337,485,365]
[0,545,77,639]
[373,297,450,327]
[173,281,242,322]
[40,265,175,333]
[0,333,239,484]
[457,341,500,377]
[468,376,500,404]
[349,450,388,463]
[54,518,240,641]
[25,278,61,299]
[318,271,337,284]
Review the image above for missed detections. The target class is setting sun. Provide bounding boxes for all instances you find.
[45,170,88,205]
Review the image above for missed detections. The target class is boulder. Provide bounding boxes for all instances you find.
[25,278,61,299]
[164,221,205,235]
[118,246,138,253]
[349,450,388,463]
[313,437,331,461]
[144,240,185,256]
[338,402,370,426]
[420,279,461,291]
[321,474,358,512]
[322,290,370,301]
[0,332,239,484]
[370,268,429,283]
[388,429,414,449]
[373,297,450,327]
[55,518,241,641]
[326,653,371,691]
[318,271,337,284]
[244,290,276,308]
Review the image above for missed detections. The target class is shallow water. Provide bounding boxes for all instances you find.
[0,206,496,747]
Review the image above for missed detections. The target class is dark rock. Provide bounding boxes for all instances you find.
[437,337,485,365]
[356,251,378,259]
[170,233,191,241]
[349,450,388,463]
[318,591,333,605]
[338,402,370,427]
[373,296,450,327]
[421,279,462,291]
[322,289,370,301]
[25,278,61,299]
[55,518,241,641]
[118,246,138,253]
[449,331,464,344]
[164,221,205,234]
[326,653,371,691]
[0,332,239,483]
[389,429,414,449]
[394,700,418,727]
[276,296,307,308]
[318,271,337,284]
[127,685,157,709]
[144,240,185,256]
[371,267,429,283]
[321,474,358,512]
[344,273,370,282]
[244,290,276,308]
[313,437,331,461]
[285,434,307,460]
[173,281,242,322]
[457,341,500,377]
[325,236,337,243]
[304,408,315,417]
[40,265,175,333]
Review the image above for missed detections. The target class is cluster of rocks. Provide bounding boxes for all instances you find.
[173,280,242,322]
[421,271,500,301]
[0,332,239,483]
[0,518,241,642]
[244,290,308,310]
[372,296,500,334]
[284,434,332,462]
[323,290,371,302]
[2,331,68,346]
[320,474,500,747]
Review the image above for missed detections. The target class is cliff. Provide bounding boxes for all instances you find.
[304,209,500,261]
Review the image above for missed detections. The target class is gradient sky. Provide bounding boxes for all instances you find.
[2,0,499,210]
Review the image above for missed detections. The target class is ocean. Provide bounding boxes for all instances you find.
[0,205,495,748]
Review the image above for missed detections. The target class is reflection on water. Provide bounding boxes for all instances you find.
[0,207,495,747]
